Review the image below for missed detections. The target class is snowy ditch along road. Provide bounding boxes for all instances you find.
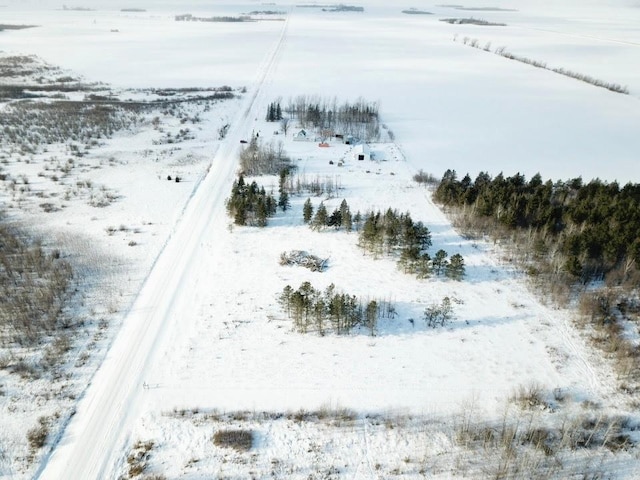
[34,15,290,480]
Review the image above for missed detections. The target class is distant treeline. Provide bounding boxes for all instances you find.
[175,14,252,22]
[0,24,37,31]
[323,5,364,12]
[401,9,433,15]
[296,4,364,12]
[434,170,640,280]
[441,18,506,26]
[248,10,285,15]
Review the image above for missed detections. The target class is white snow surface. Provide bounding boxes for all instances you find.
[0,1,639,479]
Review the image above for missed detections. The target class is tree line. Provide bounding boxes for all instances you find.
[434,169,640,281]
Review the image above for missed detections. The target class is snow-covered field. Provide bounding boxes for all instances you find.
[1,1,639,479]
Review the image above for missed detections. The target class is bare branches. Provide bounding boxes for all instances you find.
[279,250,328,272]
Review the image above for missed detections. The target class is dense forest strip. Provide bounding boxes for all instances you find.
[434,170,640,283]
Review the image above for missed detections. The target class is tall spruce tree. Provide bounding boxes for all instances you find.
[433,249,449,275]
[278,169,290,211]
[303,198,314,224]
[312,202,328,230]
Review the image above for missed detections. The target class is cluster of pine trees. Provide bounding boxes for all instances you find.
[226,174,277,227]
[359,209,465,280]
[403,249,466,280]
[303,198,358,232]
[358,208,431,255]
[301,200,465,280]
[434,170,640,280]
[265,101,283,122]
[279,282,391,335]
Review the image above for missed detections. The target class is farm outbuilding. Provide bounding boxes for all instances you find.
[353,143,371,161]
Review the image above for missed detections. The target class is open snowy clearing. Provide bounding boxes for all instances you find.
[0,1,639,479]
[120,124,639,478]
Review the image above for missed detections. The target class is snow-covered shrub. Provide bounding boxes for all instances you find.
[212,429,253,452]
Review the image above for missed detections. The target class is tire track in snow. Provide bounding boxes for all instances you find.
[35,14,291,480]
[550,298,602,393]
[513,282,603,395]
[361,417,376,479]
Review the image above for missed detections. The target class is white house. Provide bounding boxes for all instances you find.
[293,129,309,142]
[353,143,371,161]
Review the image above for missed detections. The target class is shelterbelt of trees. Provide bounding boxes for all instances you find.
[434,170,640,281]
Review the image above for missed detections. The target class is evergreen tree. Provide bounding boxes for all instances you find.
[433,249,449,275]
[237,173,245,190]
[565,256,583,279]
[233,198,247,226]
[278,169,289,211]
[365,300,378,335]
[266,103,274,121]
[360,212,381,253]
[328,208,342,228]
[399,246,420,274]
[383,208,401,252]
[255,197,268,227]
[279,285,294,316]
[416,253,432,279]
[353,211,362,231]
[339,199,352,232]
[312,202,328,230]
[446,253,465,280]
[342,209,353,232]
[303,198,314,224]
[266,194,276,216]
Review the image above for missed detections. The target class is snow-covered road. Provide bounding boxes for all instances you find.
[34,14,290,480]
